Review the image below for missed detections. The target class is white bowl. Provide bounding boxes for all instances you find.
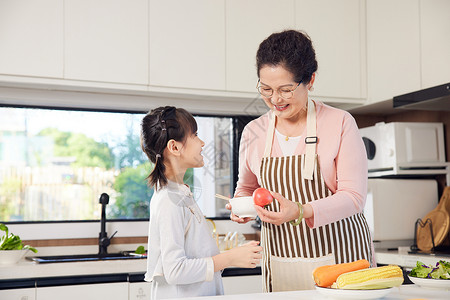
[315,286,393,300]
[408,275,450,290]
[229,196,257,218]
[0,249,29,265]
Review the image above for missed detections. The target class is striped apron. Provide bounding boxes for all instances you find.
[260,98,373,292]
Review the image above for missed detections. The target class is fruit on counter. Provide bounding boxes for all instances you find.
[332,265,404,290]
[0,223,37,253]
[252,188,274,207]
[313,259,370,287]
[409,260,450,279]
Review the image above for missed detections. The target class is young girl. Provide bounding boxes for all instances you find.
[141,106,262,299]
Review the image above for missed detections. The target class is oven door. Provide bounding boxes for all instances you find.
[393,122,446,166]
[360,123,396,172]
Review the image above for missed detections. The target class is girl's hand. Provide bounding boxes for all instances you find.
[228,241,262,268]
[254,191,300,226]
[225,203,254,224]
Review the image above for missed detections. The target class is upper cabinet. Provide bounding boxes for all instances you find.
[366,0,421,104]
[420,0,450,89]
[149,0,226,90]
[0,0,448,112]
[295,0,366,100]
[225,0,295,93]
[366,0,450,104]
[0,0,63,78]
[226,0,366,100]
[64,0,148,85]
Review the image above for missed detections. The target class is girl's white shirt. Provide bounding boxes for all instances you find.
[145,180,223,299]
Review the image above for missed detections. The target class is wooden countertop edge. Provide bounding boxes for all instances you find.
[22,234,258,247]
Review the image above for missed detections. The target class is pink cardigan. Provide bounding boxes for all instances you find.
[235,100,368,229]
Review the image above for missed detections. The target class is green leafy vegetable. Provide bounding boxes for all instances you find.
[410,260,450,280]
[0,223,37,253]
[135,245,146,254]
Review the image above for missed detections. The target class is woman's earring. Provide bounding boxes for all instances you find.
[309,86,314,92]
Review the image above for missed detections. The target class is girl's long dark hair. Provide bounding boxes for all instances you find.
[140,106,197,189]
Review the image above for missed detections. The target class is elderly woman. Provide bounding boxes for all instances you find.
[228,30,375,292]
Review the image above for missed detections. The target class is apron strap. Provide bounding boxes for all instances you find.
[263,110,276,158]
[263,98,317,180]
[303,98,317,180]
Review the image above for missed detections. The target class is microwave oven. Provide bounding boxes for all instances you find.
[359,122,449,179]
[364,178,438,248]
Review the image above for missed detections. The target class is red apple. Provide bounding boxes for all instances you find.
[253,188,273,207]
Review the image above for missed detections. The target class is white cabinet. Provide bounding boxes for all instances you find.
[1,0,448,110]
[226,0,366,100]
[366,0,450,104]
[36,282,128,300]
[149,0,226,90]
[225,0,295,93]
[129,282,151,300]
[222,275,262,295]
[0,288,36,300]
[295,0,366,99]
[0,0,63,78]
[366,0,421,104]
[64,0,148,84]
[419,0,450,89]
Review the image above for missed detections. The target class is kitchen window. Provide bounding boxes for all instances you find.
[0,106,244,223]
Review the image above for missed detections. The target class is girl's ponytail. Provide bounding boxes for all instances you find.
[148,154,167,189]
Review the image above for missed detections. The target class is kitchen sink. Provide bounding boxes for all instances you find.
[27,251,147,263]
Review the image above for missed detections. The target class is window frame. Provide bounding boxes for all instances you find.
[0,103,256,233]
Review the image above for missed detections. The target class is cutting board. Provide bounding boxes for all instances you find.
[417,187,450,251]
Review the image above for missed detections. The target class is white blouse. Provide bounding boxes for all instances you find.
[275,128,302,157]
[145,180,223,299]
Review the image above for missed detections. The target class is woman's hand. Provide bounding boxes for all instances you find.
[225,203,255,224]
[254,191,300,226]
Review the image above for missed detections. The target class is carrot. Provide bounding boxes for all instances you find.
[313,259,370,287]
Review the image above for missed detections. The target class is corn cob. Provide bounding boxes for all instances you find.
[333,265,404,290]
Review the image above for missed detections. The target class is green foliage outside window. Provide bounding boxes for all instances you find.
[111,162,152,219]
[111,163,195,219]
[38,128,113,169]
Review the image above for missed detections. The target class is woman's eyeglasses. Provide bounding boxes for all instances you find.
[256,80,302,100]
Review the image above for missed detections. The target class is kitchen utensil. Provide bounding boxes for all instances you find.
[417,187,450,251]
[229,231,238,248]
[229,196,257,218]
[215,194,231,201]
[223,232,232,250]
[223,231,232,242]
[205,219,218,247]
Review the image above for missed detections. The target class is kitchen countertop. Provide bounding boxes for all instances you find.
[0,244,147,281]
[0,258,261,282]
[0,256,147,281]
[0,244,261,284]
[166,285,449,300]
[375,247,450,269]
[3,247,449,279]
[2,246,448,289]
